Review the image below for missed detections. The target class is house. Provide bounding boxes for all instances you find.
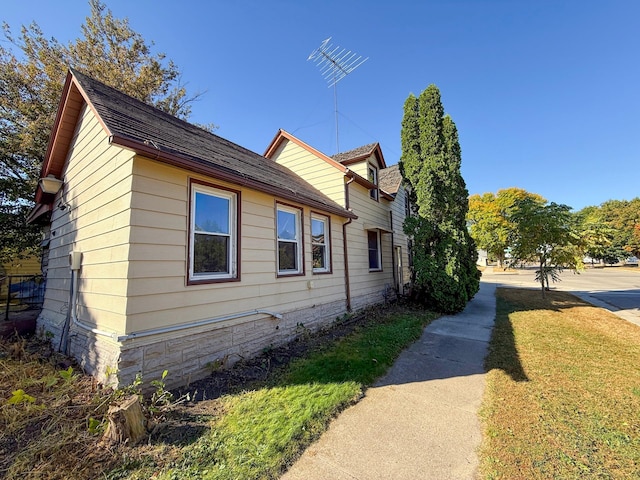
[29,69,411,388]
[1,256,42,277]
[264,131,412,307]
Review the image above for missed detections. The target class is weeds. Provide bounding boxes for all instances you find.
[2,305,438,479]
[0,337,189,479]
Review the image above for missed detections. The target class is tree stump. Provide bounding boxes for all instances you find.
[103,394,147,445]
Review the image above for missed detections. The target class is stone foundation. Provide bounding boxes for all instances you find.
[116,299,346,390]
[38,295,396,391]
[36,309,121,386]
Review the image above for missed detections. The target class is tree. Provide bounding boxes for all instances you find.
[508,198,582,296]
[0,0,201,264]
[630,225,640,258]
[599,198,640,259]
[573,206,617,265]
[400,85,480,313]
[467,188,545,267]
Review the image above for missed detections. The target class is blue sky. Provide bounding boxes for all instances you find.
[3,1,639,211]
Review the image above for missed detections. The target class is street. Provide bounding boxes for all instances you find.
[483,267,640,327]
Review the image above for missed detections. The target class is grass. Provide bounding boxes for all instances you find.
[1,306,437,480]
[480,288,640,479]
[127,307,438,480]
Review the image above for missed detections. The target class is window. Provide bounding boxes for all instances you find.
[277,204,303,275]
[189,182,238,283]
[368,164,378,200]
[311,213,330,273]
[404,190,411,216]
[368,230,381,271]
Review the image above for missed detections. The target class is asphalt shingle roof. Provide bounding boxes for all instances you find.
[331,143,378,164]
[70,69,355,219]
[379,164,403,195]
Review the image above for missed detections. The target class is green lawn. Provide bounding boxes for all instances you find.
[113,307,438,479]
[480,288,640,479]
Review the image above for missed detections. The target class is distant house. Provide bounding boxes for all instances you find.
[1,256,42,277]
[29,69,411,388]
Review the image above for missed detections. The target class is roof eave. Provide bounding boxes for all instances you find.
[110,134,357,220]
[264,129,348,173]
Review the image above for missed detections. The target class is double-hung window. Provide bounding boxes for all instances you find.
[277,204,303,275]
[368,230,381,271]
[189,181,238,283]
[311,213,330,273]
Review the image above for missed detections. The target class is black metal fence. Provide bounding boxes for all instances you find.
[1,275,46,321]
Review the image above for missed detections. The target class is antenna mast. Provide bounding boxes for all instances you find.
[308,37,368,153]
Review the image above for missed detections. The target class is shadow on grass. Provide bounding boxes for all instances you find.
[147,409,211,447]
[484,292,529,382]
[485,287,604,383]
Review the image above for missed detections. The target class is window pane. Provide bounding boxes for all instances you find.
[278,241,297,271]
[194,234,229,274]
[368,231,380,269]
[278,210,297,240]
[311,218,325,243]
[313,244,326,269]
[195,192,229,234]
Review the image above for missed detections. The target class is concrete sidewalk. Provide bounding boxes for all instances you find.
[281,277,498,480]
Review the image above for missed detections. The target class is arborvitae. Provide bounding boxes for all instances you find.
[399,84,479,313]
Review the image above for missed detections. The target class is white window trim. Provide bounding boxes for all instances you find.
[189,183,237,282]
[311,213,330,273]
[277,204,303,275]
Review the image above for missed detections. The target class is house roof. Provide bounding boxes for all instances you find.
[32,69,356,220]
[331,143,387,169]
[263,129,394,201]
[379,164,403,196]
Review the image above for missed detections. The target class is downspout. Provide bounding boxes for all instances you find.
[68,252,120,342]
[343,174,356,311]
[390,210,397,293]
[59,269,73,353]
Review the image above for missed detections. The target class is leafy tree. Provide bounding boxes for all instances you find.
[599,198,640,259]
[508,198,582,296]
[0,0,201,264]
[400,84,480,313]
[573,206,617,265]
[630,225,640,258]
[467,188,545,267]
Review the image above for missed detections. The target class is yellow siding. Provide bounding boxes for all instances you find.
[41,104,133,334]
[2,256,41,276]
[270,138,406,308]
[345,181,395,308]
[269,140,346,206]
[348,157,370,179]
[125,157,347,334]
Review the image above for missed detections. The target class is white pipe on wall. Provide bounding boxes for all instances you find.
[70,304,284,343]
[116,309,284,342]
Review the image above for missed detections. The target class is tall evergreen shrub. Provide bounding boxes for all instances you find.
[399,85,480,313]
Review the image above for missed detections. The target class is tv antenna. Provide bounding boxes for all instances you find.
[308,37,368,153]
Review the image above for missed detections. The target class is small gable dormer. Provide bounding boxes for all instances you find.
[331,143,386,201]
